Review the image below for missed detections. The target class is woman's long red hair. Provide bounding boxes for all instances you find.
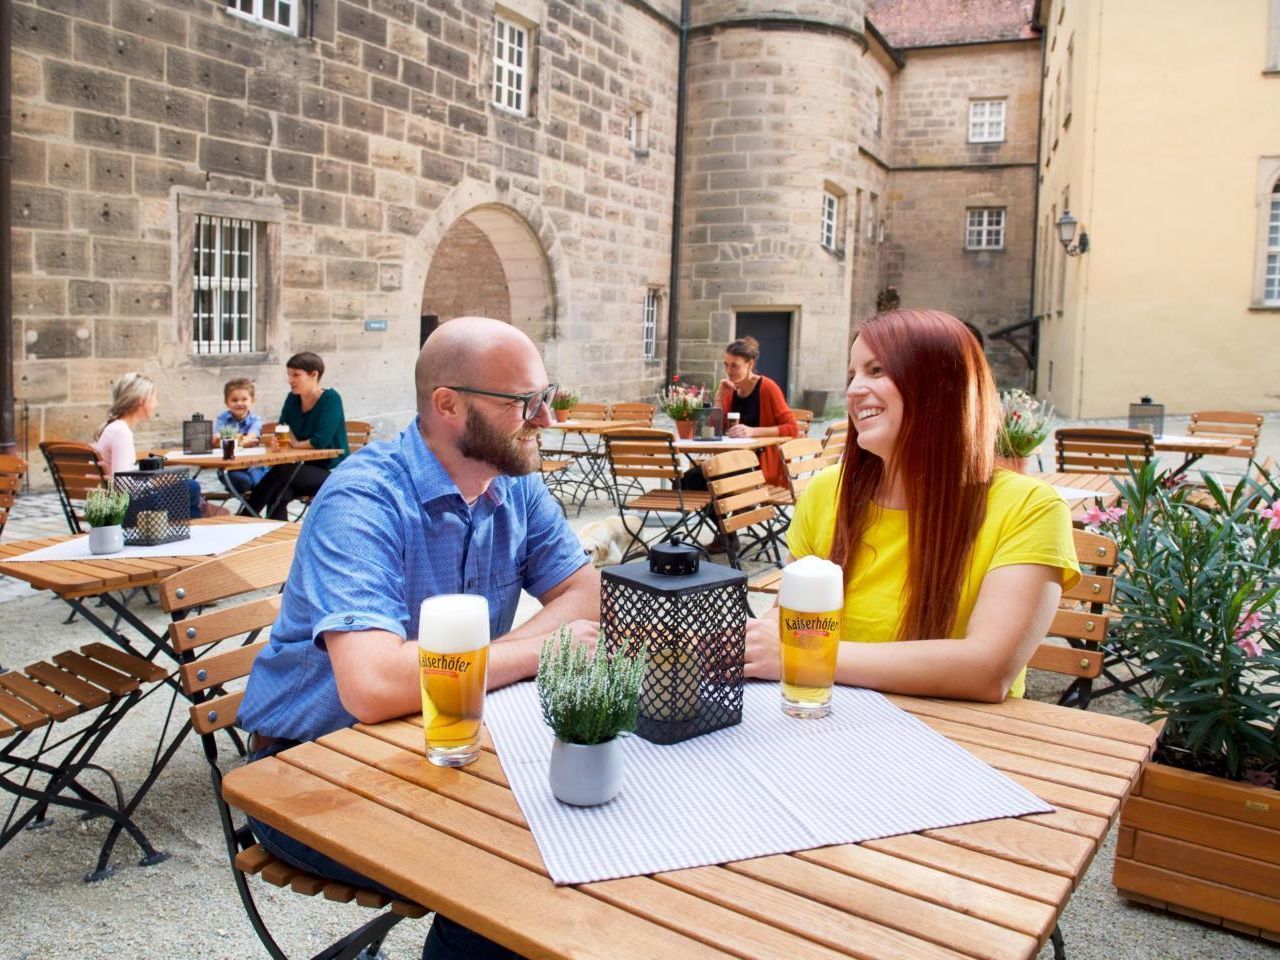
[829,309,999,641]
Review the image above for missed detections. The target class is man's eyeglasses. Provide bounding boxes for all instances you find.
[446,384,559,422]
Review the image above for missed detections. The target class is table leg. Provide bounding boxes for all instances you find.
[263,460,309,519]
[216,468,257,516]
[1161,453,1202,485]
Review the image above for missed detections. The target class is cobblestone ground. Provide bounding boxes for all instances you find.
[0,417,1277,959]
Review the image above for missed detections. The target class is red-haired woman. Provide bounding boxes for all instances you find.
[745,309,1079,702]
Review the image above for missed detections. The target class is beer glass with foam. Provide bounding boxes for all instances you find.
[778,555,843,718]
[418,594,491,766]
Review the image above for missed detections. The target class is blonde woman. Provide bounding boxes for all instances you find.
[93,373,226,518]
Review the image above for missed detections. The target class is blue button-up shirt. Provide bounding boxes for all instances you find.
[237,418,589,742]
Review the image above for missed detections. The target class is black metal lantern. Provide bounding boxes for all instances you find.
[692,404,724,440]
[183,413,213,455]
[602,540,747,744]
[114,467,191,546]
[1128,395,1164,438]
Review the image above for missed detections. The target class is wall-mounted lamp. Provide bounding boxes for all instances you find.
[1056,210,1089,256]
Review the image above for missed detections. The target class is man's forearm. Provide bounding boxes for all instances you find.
[488,567,601,689]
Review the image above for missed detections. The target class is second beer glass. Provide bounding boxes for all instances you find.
[418,594,490,766]
[778,555,844,718]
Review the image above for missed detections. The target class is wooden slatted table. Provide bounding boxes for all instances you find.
[223,691,1156,960]
[158,447,343,516]
[1151,434,1240,481]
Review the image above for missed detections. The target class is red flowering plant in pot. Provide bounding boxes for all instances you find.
[1085,463,1280,936]
[657,376,705,440]
[995,389,1053,472]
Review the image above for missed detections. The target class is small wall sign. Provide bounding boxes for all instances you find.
[364,318,389,332]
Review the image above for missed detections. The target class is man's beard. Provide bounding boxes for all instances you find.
[458,406,540,475]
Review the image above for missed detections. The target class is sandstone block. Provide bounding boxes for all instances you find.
[134,156,207,195]
[344,196,381,230]
[74,22,165,81]
[337,2,387,45]
[45,61,126,112]
[300,191,343,226]
[13,186,67,230]
[14,278,66,315]
[16,103,71,138]
[16,361,69,405]
[302,86,341,122]
[129,78,206,132]
[91,238,169,279]
[371,76,410,111]
[35,234,88,275]
[24,319,92,359]
[315,228,362,257]
[362,42,398,79]
[315,159,350,193]
[199,137,268,179]
[69,279,110,315]
[111,0,187,44]
[327,128,369,164]
[13,136,46,183]
[113,281,171,316]
[73,196,139,236]
[14,4,70,56]
[159,128,199,162]
[250,73,301,114]
[95,319,157,358]
[75,112,156,152]
[350,167,376,196]
[191,20,262,70]
[325,259,377,290]
[272,150,314,187]
[208,100,273,145]
[341,97,384,135]
[167,48,246,99]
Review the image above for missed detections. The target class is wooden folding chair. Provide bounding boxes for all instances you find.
[820,420,849,459]
[1026,528,1130,710]
[702,449,785,570]
[158,541,424,959]
[1186,410,1263,461]
[0,638,170,880]
[1054,428,1154,475]
[770,437,839,516]
[567,402,608,421]
[0,455,26,540]
[609,402,655,425]
[790,408,815,437]
[603,429,712,561]
[40,441,110,533]
[345,420,375,454]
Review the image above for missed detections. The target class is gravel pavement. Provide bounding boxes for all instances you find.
[1,414,1278,959]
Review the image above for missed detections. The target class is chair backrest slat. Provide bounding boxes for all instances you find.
[345,420,375,453]
[568,402,609,421]
[0,455,27,537]
[780,437,835,500]
[609,403,655,425]
[40,442,108,533]
[821,420,849,458]
[181,641,268,698]
[169,594,283,653]
[1054,428,1153,475]
[790,409,815,437]
[159,539,295,613]
[703,450,777,541]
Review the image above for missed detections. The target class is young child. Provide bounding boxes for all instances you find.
[215,377,267,494]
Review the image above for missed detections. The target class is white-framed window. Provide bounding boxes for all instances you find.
[874,87,884,137]
[642,289,659,360]
[821,191,839,251]
[226,0,296,35]
[968,99,1006,143]
[1266,183,1280,305]
[628,108,649,153]
[492,15,529,116]
[868,193,879,242]
[1268,0,1280,70]
[193,215,257,354]
[965,207,1005,250]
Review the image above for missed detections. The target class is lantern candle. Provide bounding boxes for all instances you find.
[639,644,701,723]
[136,510,168,541]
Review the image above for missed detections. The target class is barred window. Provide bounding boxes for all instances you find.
[227,0,296,35]
[966,208,1005,250]
[642,289,658,360]
[193,215,257,354]
[968,99,1006,143]
[493,16,529,116]
[1266,183,1280,305]
[628,109,649,153]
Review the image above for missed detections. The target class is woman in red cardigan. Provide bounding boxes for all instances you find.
[716,335,799,489]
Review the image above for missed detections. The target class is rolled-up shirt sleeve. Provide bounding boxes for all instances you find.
[521,478,590,598]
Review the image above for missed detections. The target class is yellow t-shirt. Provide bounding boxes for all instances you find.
[787,466,1081,697]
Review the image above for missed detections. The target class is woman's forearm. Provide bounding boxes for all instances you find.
[834,638,1012,702]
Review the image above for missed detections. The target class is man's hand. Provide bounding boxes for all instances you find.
[744,608,782,680]
[556,618,601,654]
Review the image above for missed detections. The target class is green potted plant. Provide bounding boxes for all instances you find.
[1087,464,1280,936]
[550,388,578,423]
[995,388,1053,472]
[85,488,130,555]
[657,376,705,440]
[537,624,646,806]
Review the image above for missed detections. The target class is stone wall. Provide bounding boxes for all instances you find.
[11,0,680,478]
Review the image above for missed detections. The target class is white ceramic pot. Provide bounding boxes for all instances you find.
[548,737,624,807]
[88,524,124,555]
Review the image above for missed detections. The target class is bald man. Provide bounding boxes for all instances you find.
[238,318,597,960]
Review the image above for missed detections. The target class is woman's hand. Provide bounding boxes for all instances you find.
[744,608,782,680]
[726,423,753,439]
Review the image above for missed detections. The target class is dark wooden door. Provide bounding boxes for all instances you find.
[735,311,791,398]
[420,314,439,347]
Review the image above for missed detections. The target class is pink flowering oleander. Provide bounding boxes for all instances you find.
[1081,504,1125,527]
[1236,636,1265,658]
[1235,612,1264,640]
[1259,502,1280,531]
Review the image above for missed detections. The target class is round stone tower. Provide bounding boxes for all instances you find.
[678,0,890,407]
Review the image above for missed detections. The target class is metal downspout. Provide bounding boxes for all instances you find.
[0,0,14,455]
[664,0,690,381]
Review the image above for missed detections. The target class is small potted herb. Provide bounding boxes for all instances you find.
[550,389,578,423]
[537,624,646,806]
[995,388,1054,472]
[85,488,130,555]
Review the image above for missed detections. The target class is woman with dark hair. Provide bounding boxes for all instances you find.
[745,310,1079,702]
[717,335,798,489]
[246,352,350,520]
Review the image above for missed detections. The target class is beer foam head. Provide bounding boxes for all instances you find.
[779,555,844,612]
[418,594,490,652]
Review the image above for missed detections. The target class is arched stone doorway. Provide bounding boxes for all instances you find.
[420,204,555,344]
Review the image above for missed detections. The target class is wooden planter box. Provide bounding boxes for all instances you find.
[1113,760,1280,941]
